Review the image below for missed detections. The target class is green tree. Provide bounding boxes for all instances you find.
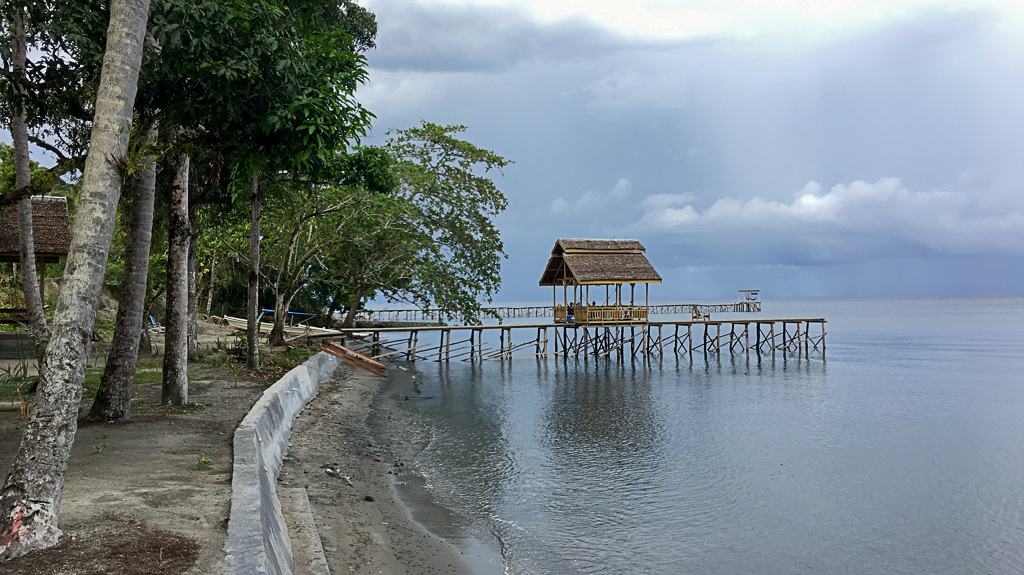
[362,121,511,325]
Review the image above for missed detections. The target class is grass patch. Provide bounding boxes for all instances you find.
[161,401,208,414]
[93,317,115,342]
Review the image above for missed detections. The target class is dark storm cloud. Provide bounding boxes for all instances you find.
[367,1,673,73]
[361,3,1024,298]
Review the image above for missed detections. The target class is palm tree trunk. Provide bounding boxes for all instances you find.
[246,173,261,369]
[10,12,48,365]
[0,0,151,559]
[162,154,189,406]
[88,122,157,422]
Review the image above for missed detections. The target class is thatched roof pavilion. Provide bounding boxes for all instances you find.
[539,239,661,325]
[0,196,72,263]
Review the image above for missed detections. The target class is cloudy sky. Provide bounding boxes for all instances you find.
[360,0,1024,301]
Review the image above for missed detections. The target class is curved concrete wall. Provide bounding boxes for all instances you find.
[224,352,341,575]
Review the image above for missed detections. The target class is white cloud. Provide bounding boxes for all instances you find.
[550,178,632,214]
[631,177,1024,256]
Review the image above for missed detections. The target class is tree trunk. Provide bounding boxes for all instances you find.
[88,122,157,422]
[323,291,341,328]
[162,154,189,406]
[186,203,197,358]
[204,254,216,318]
[10,12,49,366]
[341,286,366,328]
[268,286,286,345]
[186,202,198,358]
[0,0,150,560]
[246,173,261,369]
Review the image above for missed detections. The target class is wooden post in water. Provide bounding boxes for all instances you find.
[805,321,810,356]
[687,324,693,361]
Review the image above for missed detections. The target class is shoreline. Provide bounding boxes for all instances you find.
[283,366,475,574]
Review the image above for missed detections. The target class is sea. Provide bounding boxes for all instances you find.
[369,296,1024,574]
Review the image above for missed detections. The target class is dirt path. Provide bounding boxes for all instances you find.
[0,319,282,574]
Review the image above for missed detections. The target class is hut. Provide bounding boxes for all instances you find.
[0,196,72,321]
[539,239,662,325]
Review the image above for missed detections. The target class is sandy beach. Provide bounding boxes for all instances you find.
[283,367,474,575]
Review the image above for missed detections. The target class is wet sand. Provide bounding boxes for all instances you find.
[283,367,474,575]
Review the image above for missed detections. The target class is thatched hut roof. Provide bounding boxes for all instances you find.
[0,197,72,263]
[539,238,662,286]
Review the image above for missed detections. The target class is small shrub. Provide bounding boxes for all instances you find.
[283,347,316,362]
[206,351,228,368]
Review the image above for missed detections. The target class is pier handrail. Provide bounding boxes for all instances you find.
[363,301,761,322]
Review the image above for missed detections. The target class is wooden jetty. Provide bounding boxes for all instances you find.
[336,240,823,365]
[336,319,825,363]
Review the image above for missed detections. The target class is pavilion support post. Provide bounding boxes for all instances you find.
[470,330,475,361]
[805,321,810,356]
[674,325,679,355]
[688,324,693,361]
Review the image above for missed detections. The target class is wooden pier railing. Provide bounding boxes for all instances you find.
[362,301,762,322]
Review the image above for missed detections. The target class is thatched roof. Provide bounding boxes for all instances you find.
[0,197,72,263]
[539,238,662,286]
[556,239,645,253]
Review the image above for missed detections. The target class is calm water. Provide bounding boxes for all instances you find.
[371,296,1024,574]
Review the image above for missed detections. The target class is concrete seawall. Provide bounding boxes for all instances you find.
[223,352,341,575]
